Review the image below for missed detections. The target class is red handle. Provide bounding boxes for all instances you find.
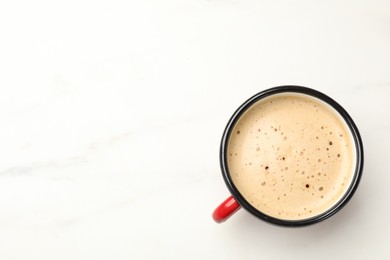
[212,196,241,223]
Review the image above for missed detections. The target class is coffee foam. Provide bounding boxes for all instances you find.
[227,93,356,220]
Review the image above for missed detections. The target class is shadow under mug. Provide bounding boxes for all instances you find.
[213,86,363,227]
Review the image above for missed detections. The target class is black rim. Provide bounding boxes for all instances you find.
[220,85,364,227]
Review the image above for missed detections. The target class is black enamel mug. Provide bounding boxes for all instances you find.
[212,86,363,227]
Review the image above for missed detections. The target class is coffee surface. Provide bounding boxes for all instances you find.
[227,93,356,220]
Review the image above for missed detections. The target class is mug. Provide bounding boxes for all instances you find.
[212,86,363,227]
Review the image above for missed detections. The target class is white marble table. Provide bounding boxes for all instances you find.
[0,1,389,259]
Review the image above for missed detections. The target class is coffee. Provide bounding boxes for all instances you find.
[227,93,356,220]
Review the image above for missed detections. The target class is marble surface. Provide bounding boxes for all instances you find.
[0,0,390,259]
